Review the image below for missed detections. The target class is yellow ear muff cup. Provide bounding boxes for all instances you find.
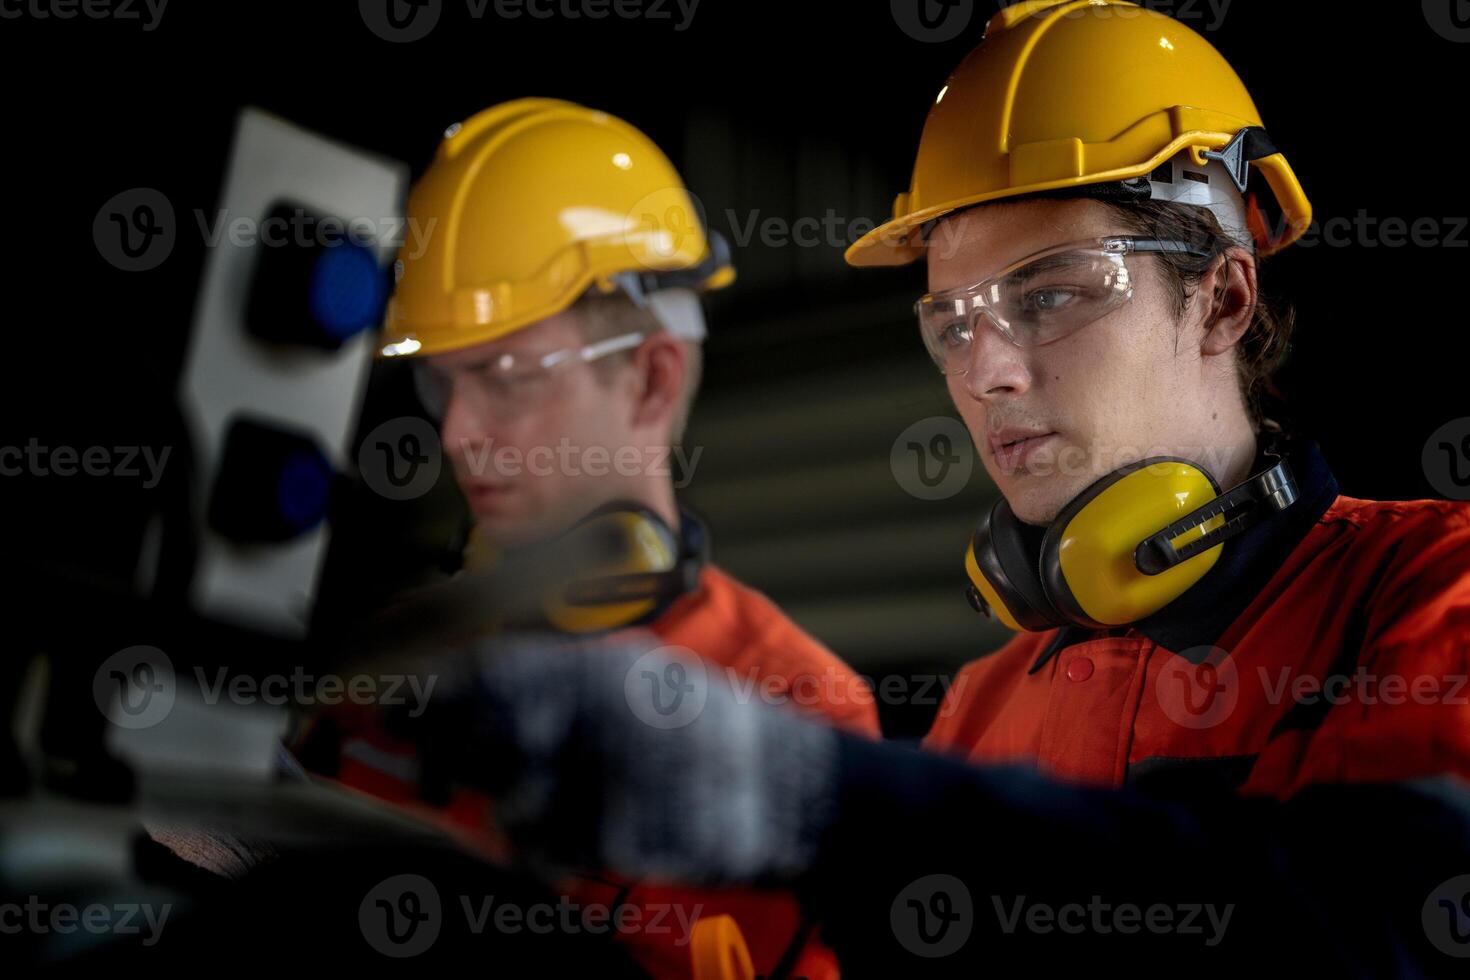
[542,509,677,633]
[689,914,756,980]
[1040,458,1227,628]
[966,540,1029,632]
[965,497,1069,632]
[461,522,501,572]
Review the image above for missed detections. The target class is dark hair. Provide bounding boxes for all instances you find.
[1094,198,1296,430]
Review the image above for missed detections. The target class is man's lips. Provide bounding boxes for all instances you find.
[989,430,1058,475]
[987,427,1055,454]
[464,483,515,507]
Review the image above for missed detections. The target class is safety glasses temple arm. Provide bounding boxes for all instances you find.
[539,331,647,370]
[1112,238,1215,258]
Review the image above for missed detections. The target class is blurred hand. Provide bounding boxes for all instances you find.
[387,632,840,886]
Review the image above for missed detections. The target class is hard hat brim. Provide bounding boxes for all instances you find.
[845,134,1311,269]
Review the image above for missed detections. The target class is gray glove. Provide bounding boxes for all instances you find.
[404,632,840,886]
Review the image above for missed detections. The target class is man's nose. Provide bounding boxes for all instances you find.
[960,315,1033,400]
[439,384,493,473]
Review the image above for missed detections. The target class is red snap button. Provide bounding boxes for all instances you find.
[1066,657,1095,682]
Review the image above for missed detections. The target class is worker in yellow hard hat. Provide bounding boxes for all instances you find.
[379,98,734,556]
[844,0,1470,817]
[319,98,878,980]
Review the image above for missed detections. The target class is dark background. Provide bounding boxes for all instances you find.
[5,1,1468,737]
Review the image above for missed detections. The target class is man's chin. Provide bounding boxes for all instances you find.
[990,444,1110,525]
[1001,477,1090,527]
[470,508,545,551]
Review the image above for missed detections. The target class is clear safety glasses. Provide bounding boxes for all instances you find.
[412,330,646,421]
[914,237,1212,376]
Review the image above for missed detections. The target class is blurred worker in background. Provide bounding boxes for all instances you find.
[295,98,877,979]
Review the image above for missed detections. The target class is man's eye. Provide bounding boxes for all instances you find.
[938,320,972,348]
[492,372,548,394]
[1021,286,1080,314]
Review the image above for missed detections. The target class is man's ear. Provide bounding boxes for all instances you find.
[1200,246,1259,356]
[629,331,687,434]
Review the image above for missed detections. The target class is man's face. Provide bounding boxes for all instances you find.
[927,198,1236,525]
[434,311,639,549]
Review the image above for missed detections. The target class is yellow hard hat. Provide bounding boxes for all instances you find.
[380,98,734,358]
[845,0,1312,267]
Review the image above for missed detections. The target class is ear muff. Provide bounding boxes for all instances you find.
[461,502,703,634]
[1039,458,1226,629]
[541,505,687,633]
[965,497,1069,632]
[965,458,1229,632]
[965,428,1302,633]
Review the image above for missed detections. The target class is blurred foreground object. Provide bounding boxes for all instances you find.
[398,640,1470,977]
[181,107,406,637]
